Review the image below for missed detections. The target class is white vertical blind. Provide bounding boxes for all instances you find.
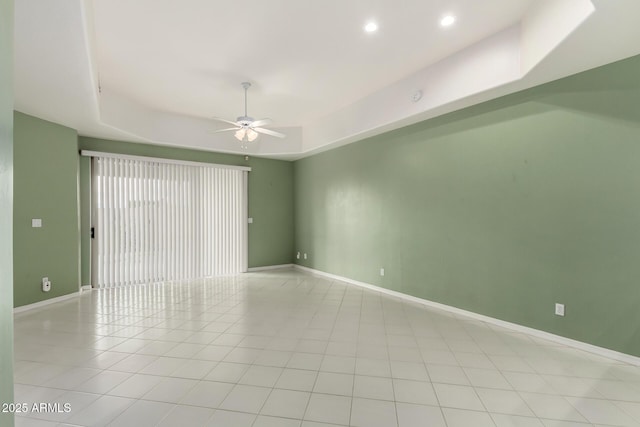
[91,155,248,288]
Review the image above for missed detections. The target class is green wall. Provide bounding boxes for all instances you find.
[14,112,80,307]
[0,0,14,423]
[294,54,640,357]
[78,137,294,280]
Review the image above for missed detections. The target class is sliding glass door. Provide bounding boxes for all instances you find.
[90,154,248,288]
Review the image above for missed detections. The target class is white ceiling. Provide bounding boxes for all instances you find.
[13,0,640,159]
[92,0,532,126]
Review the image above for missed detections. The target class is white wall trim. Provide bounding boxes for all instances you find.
[247,264,294,272]
[14,292,80,314]
[294,265,640,366]
[81,285,92,291]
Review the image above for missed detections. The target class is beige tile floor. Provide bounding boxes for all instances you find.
[11,269,640,426]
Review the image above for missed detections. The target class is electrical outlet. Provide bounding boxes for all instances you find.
[380,268,385,276]
[42,277,51,292]
[555,303,565,316]
[296,252,300,259]
[303,253,307,260]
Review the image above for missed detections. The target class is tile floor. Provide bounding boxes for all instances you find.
[11,269,640,426]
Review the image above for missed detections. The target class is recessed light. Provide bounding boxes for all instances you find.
[364,21,378,33]
[440,15,456,27]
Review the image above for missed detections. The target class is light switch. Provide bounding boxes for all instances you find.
[32,219,42,228]
[248,217,254,224]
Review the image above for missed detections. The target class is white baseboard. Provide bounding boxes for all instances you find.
[81,285,92,292]
[14,291,80,314]
[294,265,640,366]
[247,264,294,272]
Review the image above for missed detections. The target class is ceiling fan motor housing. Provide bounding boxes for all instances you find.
[236,116,254,127]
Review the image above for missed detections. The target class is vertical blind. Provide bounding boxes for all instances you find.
[90,154,248,288]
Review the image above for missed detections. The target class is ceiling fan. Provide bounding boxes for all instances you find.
[211,82,286,143]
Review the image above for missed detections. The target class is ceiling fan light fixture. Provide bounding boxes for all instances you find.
[211,82,286,143]
[234,128,246,141]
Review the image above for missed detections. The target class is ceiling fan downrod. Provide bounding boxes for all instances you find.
[242,82,251,119]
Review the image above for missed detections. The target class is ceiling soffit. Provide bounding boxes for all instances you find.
[15,0,640,159]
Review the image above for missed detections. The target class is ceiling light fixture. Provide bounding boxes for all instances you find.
[246,129,258,142]
[440,15,456,27]
[364,21,378,33]
[211,82,286,143]
[234,128,258,143]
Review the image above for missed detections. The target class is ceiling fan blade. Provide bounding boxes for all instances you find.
[254,127,286,138]
[209,127,240,133]
[250,118,273,128]
[211,117,239,126]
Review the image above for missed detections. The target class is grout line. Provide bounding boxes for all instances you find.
[13,271,640,427]
[295,265,640,367]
